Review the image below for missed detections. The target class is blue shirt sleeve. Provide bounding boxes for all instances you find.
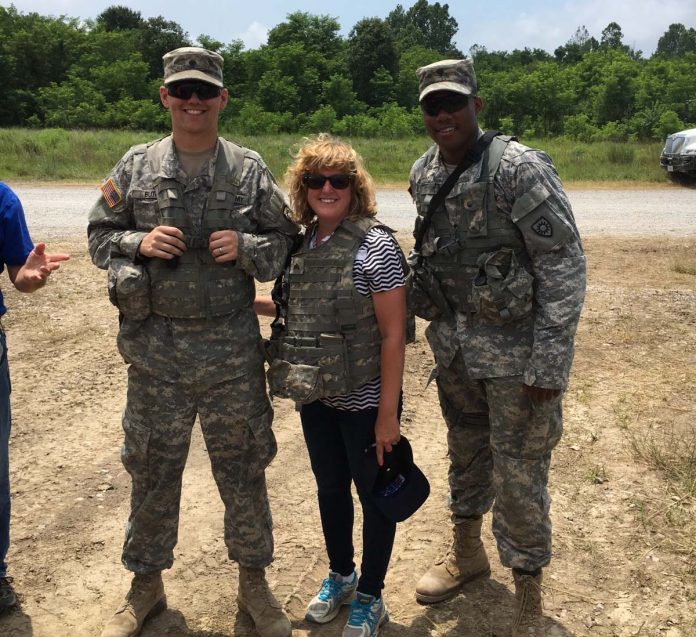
[0,182,34,272]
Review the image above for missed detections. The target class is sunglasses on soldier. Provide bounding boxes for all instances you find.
[302,173,354,190]
[166,81,222,100]
[420,93,470,117]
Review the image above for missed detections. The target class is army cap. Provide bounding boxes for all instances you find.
[416,58,477,101]
[163,47,224,87]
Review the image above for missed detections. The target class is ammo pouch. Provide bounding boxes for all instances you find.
[266,334,351,404]
[107,257,151,321]
[471,248,533,324]
[267,359,323,404]
[408,252,452,321]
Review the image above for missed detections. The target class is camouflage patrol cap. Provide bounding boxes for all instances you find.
[162,47,224,87]
[416,58,477,101]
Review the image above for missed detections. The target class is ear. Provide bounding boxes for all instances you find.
[219,88,229,111]
[159,86,170,109]
[473,96,484,114]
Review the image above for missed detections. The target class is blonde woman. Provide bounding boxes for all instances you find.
[257,135,408,637]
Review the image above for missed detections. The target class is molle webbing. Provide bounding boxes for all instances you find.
[427,136,530,311]
[142,137,255,319]
[284,217,383,394]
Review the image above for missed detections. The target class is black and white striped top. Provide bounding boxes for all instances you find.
[312,226,406,411]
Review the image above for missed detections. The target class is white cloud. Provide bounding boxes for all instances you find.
[237,21,269,49]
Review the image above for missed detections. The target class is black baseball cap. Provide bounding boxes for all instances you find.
[361,435,430,523]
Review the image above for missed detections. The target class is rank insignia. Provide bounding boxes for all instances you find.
[100,178,123,208]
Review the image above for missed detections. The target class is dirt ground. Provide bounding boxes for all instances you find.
[0,231,694,637]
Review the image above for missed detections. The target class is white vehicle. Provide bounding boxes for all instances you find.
[660,127,696,183]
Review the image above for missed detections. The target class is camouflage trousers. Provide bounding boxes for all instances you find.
[435,350,563,572]
[120,363,276,574]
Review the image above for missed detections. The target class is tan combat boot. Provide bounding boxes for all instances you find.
[415,517,491,603]
[101,572,167,637]
[510,570,543,637]
[237,566,292,637]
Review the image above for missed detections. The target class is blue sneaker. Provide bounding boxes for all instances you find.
[305,570,358,624]
[342,592,389,637]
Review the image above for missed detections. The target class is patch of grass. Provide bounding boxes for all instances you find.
[0,127,670,184]
[585,464,608,484]
[606,143,636,164]
[627,427,696,497]
[672,262,696,276]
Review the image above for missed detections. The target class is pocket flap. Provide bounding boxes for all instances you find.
[267,359,323,404]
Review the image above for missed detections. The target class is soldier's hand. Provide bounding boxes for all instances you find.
[523,384,562,402]
[139,226,186,260]
[209,230,239,263]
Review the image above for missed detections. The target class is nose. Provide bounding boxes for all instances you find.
[321,178,335,192]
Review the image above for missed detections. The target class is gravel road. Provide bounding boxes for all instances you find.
[9,184,696,238]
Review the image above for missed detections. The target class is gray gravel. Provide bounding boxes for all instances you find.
[10,185,696,239]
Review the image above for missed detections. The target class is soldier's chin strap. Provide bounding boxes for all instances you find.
[413,130,500,258]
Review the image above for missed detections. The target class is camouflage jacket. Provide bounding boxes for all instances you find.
[409,132,586,389]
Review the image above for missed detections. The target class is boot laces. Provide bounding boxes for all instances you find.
[242,569,280,607]
[125,574,159,603]
[513,575,543,630]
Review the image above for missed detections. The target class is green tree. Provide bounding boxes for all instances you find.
[655,23,696,58]
[267,11,343,60]
[369,67,397,104]
[136,16,190,79]
[347,18,398,106]
[395,45,441,107]
[593,52,638,125]
[554,25,599,64]
[0,6,86,125]
[322,74,358,117]
[258,67,300,113]
[386,0,461,56]
[96,6,143,31]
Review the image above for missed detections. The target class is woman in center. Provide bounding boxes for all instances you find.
[257,134,408,637]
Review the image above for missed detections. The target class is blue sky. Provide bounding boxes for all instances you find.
[5,0,696,56]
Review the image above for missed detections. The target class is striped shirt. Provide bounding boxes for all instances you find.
[314,226,406,411]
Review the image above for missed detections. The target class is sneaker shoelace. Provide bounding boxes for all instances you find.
[318,576,343,602]
[347,597,378,627]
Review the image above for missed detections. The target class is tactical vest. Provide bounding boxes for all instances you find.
[134,136,255,319]
[415,136,531,313]
[279,217,388,397]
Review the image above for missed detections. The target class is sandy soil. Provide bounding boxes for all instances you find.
[0,230,694,636]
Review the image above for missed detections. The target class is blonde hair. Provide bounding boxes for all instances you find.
[285,133,377,227]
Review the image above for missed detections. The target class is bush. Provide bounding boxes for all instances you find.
[303,105,337,134]
[654,110,685,139]
[563,114,600,142]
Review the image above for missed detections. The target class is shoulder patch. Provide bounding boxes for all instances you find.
[100,178,123,208]
[531,216,553,237]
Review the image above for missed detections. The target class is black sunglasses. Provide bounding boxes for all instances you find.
[420,93,470,117]
[166,82,222,100]
[302,173,354,190]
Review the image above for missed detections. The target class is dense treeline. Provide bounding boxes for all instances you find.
[1,2,695,140]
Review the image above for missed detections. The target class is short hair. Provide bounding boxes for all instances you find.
[285,134,377,227]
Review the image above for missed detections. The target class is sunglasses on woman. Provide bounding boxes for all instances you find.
[166,81,222,100]
[420,93,470,117]
[302,173,354,190]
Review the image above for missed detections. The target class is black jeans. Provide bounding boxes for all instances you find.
[300,400,398,599]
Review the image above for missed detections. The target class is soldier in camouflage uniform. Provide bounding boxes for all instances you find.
[87,47,298,637]
[408,59,586,635]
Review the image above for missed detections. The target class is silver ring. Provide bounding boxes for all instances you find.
[218,247,224,255]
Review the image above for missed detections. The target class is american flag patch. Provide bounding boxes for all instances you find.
[100,178,123,208]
